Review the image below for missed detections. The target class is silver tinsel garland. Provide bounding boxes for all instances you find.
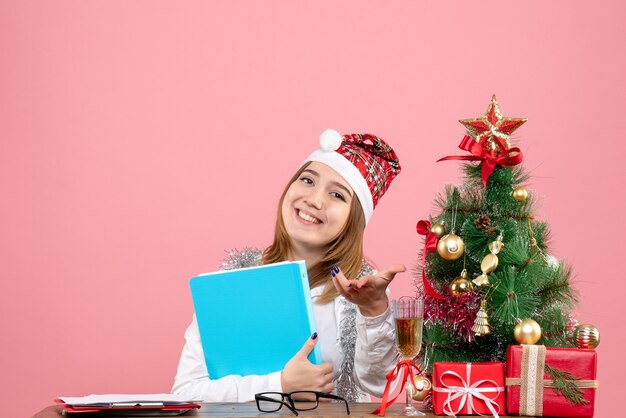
[335,260,376,402]
[221,247,262,270]
[220,248,375,402]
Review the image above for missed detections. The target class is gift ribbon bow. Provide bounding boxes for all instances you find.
[433,363,504,418]
[437,135,523,186]
[416,220,445,300]
[372,360,422,417]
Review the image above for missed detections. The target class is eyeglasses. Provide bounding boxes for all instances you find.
[255,391,350,416]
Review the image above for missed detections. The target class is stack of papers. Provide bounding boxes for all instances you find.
[56,394,201,416]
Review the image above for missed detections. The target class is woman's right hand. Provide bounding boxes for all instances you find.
[281,333,334,393]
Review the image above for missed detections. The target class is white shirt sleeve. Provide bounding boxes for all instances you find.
[353,306,398,398]
[171,315,283,402]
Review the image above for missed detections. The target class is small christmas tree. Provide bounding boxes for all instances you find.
[416,96,578,371]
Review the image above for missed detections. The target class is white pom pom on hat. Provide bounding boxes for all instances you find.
[319,129,343,151]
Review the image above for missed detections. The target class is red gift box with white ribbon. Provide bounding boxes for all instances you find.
[505,345,598,417]
[432,362,505,417]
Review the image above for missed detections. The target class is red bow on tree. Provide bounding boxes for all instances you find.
[416,220,445,300]
[437,135,523,186]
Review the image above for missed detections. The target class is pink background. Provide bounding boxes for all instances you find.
[1,1,623,416]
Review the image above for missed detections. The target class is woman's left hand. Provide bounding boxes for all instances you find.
[331,264,406,317]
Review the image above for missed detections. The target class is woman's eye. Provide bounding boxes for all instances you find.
[300,177,313,185]
[331,192,346,201]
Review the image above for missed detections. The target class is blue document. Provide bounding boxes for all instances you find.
[190,260,322,379]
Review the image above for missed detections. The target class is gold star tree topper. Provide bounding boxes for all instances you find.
[459,95,527,154]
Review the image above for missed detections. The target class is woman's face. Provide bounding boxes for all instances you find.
[281,162,354,254]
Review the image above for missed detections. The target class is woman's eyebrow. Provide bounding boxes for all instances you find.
[302,169,320,177]
[331,181,353,197]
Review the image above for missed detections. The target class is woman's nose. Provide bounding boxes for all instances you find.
[304,189,324,209]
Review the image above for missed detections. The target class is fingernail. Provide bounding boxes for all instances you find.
[311,332,318,340]
[332,266,340,276]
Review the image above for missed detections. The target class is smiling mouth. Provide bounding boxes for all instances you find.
[297,209,322,224]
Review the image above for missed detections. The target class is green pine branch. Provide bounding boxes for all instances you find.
[490,266,540,328]
[536,262,578,308]
[530,220,551,249]
[545,364,590,405]
[433,185,462,214]
[497,235,532,267]
[537,305,576,347]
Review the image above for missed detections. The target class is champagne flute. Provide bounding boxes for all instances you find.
[392,297,425,416]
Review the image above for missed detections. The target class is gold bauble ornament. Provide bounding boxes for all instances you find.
[450,269,473,297]
[410,375,432,401]
[512,187,528,202]
[437,233,465,260]
[430,223,445,238]
[514,319,542,344]
[573,324,600,349]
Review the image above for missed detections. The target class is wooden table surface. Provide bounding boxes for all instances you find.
[32,402,511,418]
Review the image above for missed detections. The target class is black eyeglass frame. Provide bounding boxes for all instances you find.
[254,391,350,416]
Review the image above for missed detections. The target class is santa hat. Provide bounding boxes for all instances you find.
[304,129,401,224]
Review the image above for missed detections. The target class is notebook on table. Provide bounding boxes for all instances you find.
[55,394,201,416]
[190,260,322,379]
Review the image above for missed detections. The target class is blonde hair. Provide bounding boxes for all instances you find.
[262,162,366,304]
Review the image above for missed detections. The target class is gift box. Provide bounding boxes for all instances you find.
[432,362,506,417]
[506,345,598,417]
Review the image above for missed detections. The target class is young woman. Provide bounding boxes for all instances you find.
[172,129,404,403]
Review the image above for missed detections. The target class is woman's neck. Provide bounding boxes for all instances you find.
[288,245,324,268]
